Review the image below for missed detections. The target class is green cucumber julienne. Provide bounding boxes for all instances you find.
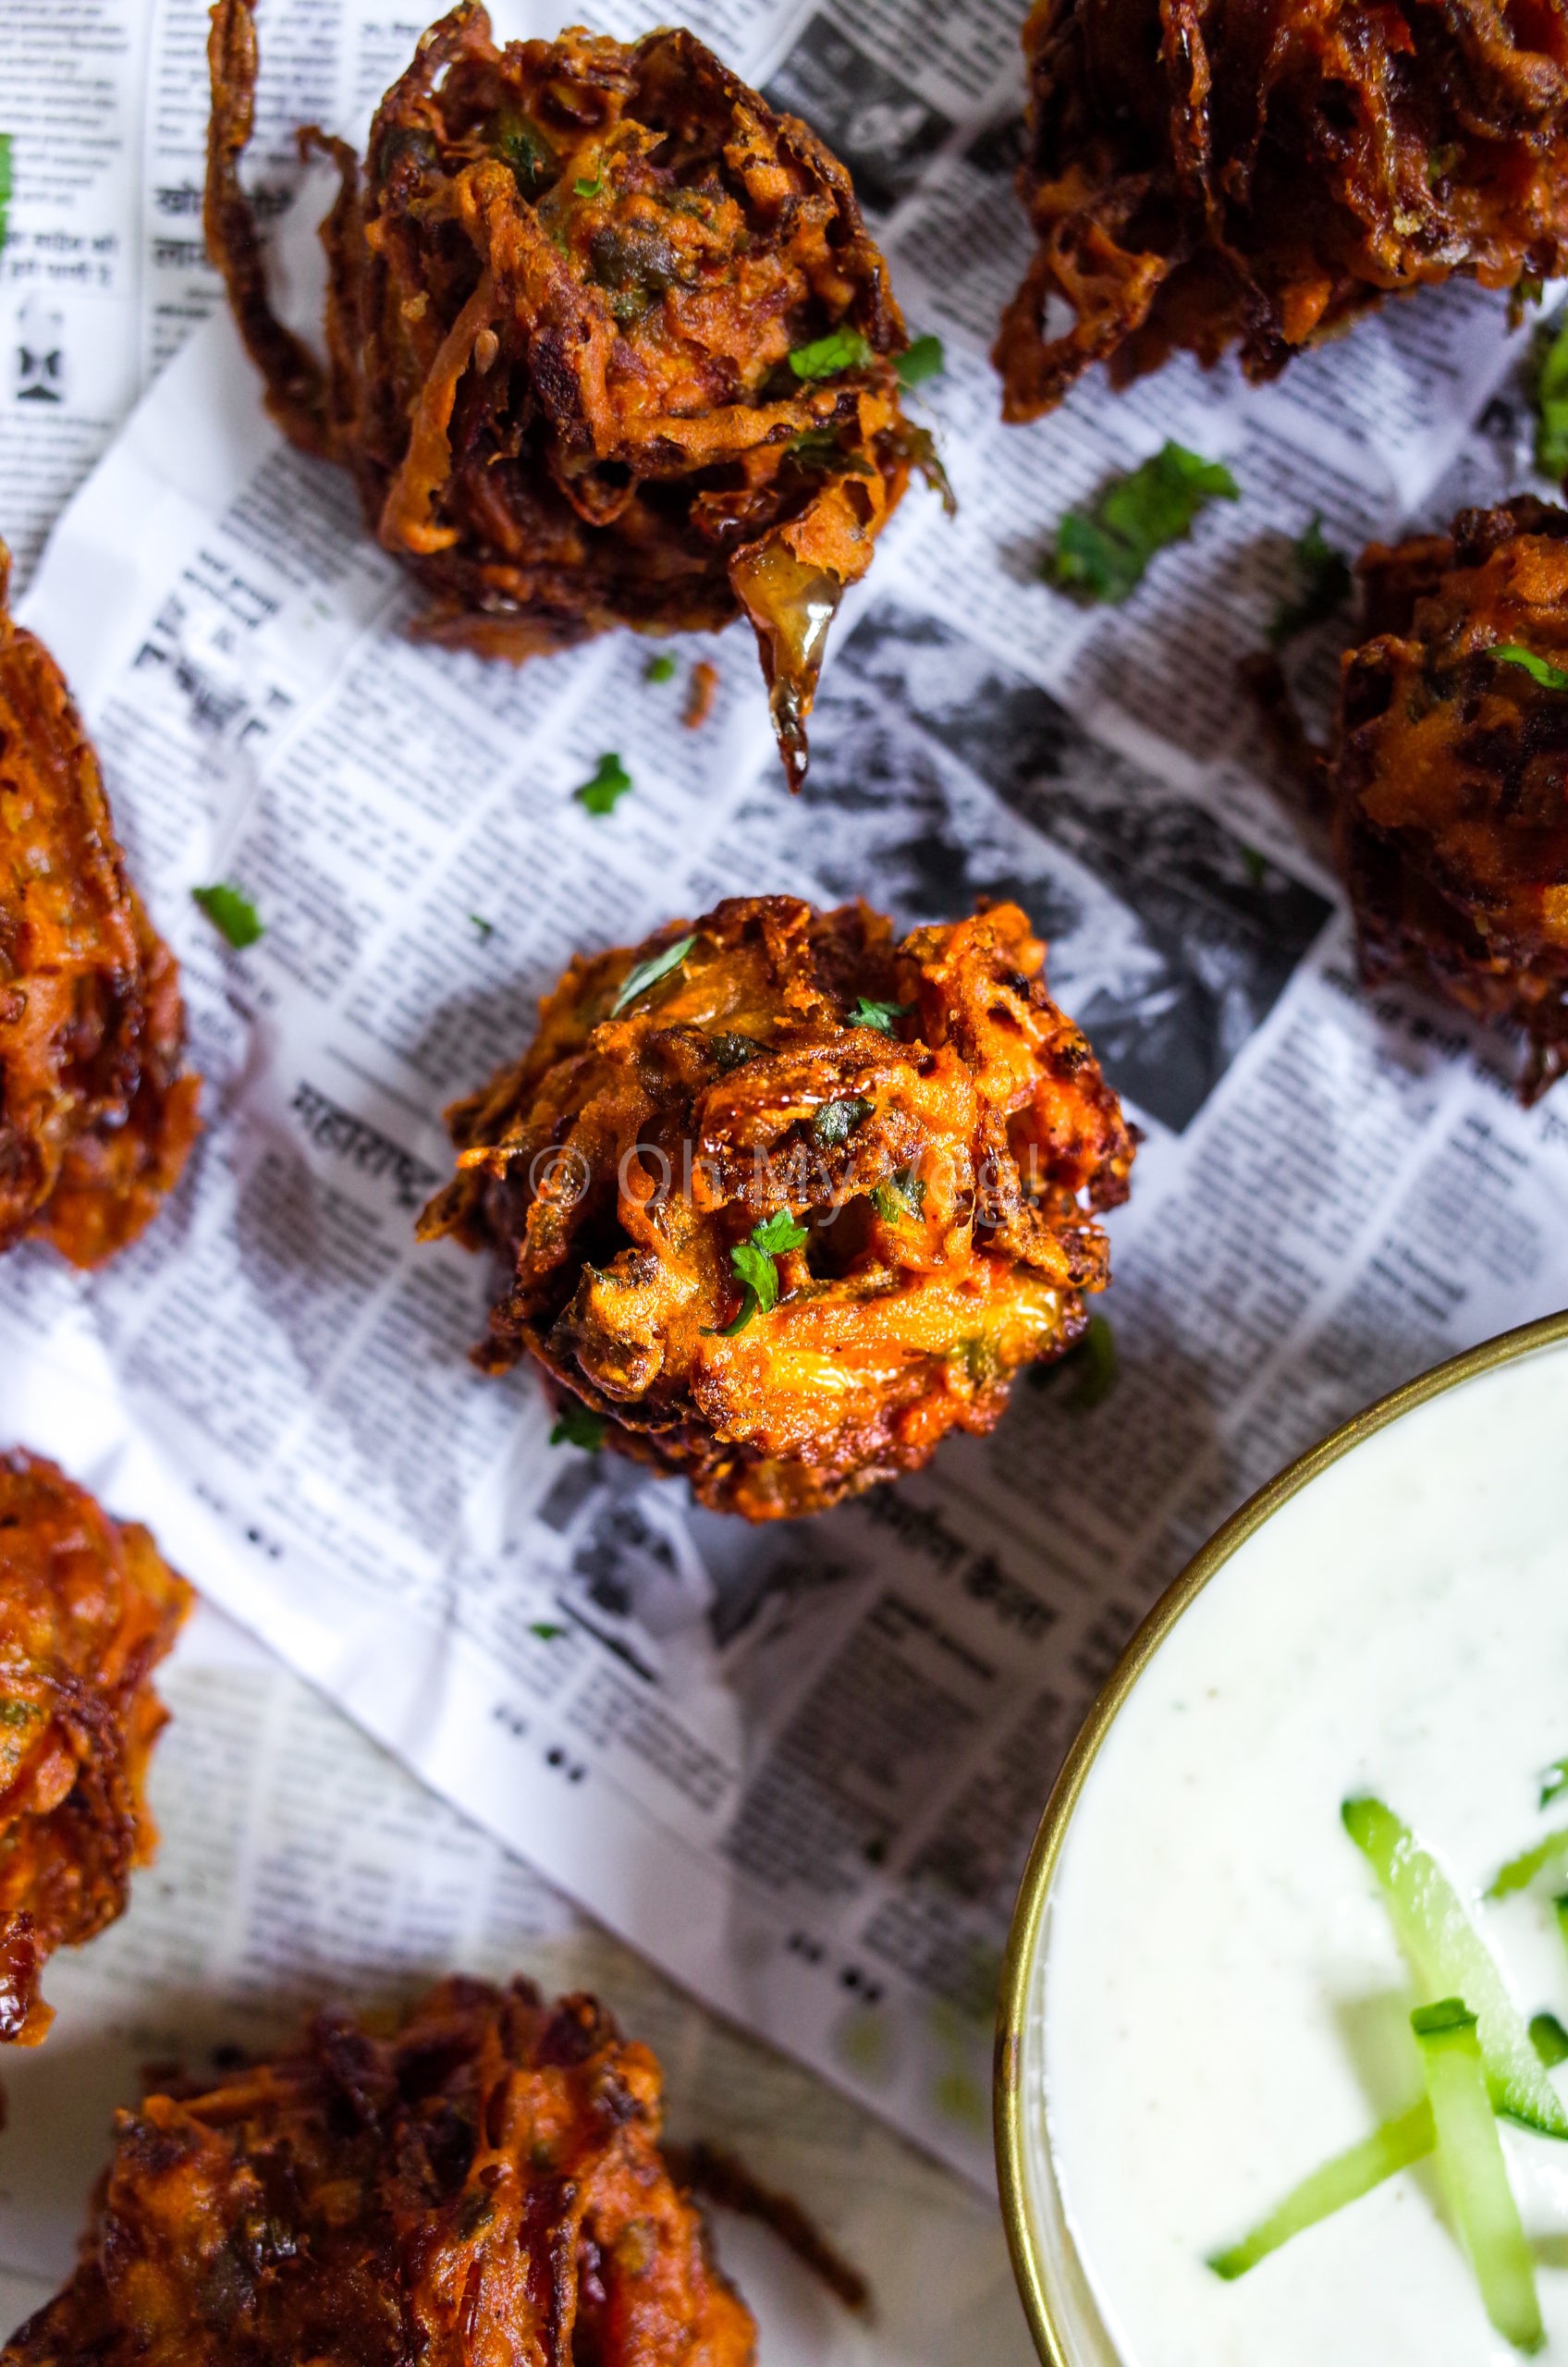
[1342,1797,1568,2137]
[1207,2103,1435,2280]
[1412,1999,1544,2354]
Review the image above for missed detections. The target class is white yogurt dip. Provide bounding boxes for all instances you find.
[1028,1334,1568,2366]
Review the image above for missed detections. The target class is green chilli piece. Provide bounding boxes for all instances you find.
[1207,2101,1435,2281]
[1341,1797,1568,2137]
[1487,1823,1568,1899]
[1412,1999,1544,2354]
[1495,644,1568,692]
[609,933,696,1017]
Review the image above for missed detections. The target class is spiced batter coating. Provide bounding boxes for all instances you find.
[420,894,1133,1520]
[995,0,1568,421]
[0,1451,192,2045]
[206,0,930,786]
[1331,497,1568,1101]
[0,550,200,1266]
[3,1977,755,2367]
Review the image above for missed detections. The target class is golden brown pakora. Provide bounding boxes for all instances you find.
[206,1,933,787]
[419,894,1133,1520]
[1330,497,1568,1102]
[3,1976,756,2367]
[995,0,1568,421]
[0,1450,192,2045]
[0,551,200,1266]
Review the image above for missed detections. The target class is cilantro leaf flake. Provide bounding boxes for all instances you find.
[575,752,633,816]
[609,932,697,1017]
[1536,312,1568,482]
[1496,644,1568,691]
[192,883,263,949]
[644,652,677,683]
[789,326,875,381]
[1047,442,1241,606]
[529,1621,569,1641]
[897,334,945,388]
[549,1405,606,1451]
[871,1166,925,1222]
[814,1095,872,1145]
[704,1208,809,1335]
[1268,515,1352,645]
[847,996,911,1036]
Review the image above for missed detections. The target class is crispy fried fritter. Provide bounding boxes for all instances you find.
[1330,497,1568,1102]
[206,1,931,787]
[3,1976,755,2367]
[0,552,200,1266]
[420,895,1133,1520]
[0,1451,191,2045]
[995,0,1568,421]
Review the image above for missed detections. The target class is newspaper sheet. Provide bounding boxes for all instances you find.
[0,1588,1031,2364]
[5,0,1568,2204]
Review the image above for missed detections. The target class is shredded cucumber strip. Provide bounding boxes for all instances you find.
[1413,2001,1544,2354]
[1488,1823,1568,1900]
[1342,1797,1568,2137]
[1207,2102,1435,2280]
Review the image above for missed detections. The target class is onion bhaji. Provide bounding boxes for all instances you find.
[419,894,1134,1520]
[0,551,200,1267]
[3,1976,756,2367]
[1331,497,1568,1102]
[206,0,931,787]
[995,0,1568,421]
[0,1450,192,2046]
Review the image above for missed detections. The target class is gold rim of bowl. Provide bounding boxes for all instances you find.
[993,1303,1568,2365]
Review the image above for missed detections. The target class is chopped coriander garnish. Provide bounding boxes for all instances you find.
[192,883,263,949]
[573,169,603,198]
[1531,2011,1568,2068]
[847,996,910,1036]
[575,752,633,815]
[897,333,945,388]
[469,914,495,941]
[0,1698,36,1729]
[1207,2101,1435,2280]
[1068,1314,1118,1411]
[788,426,875,476]
[871,1166,925,1222]
[1238,843,1267,888]
[644,652,677,683]
[609,932,697,1017]
[1495,644,1568,692]
[499,117,554,197]
[704,1208,808,1337]
[1487,1821,1568,1896]
[814,1095,872,1145]
[1343,1795,1568,2136]
[1541,1758,1568,1809]
[0,138,11,257]
[710,1032,761,1071]
[1268,515,1353,646]
[549,1405,606,1451]
[789,325,875,381]
[529,1621,569,1641]
[1535,311,1568,480]
[1047,442,1240,605]
[1412,1998,1544,2353]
